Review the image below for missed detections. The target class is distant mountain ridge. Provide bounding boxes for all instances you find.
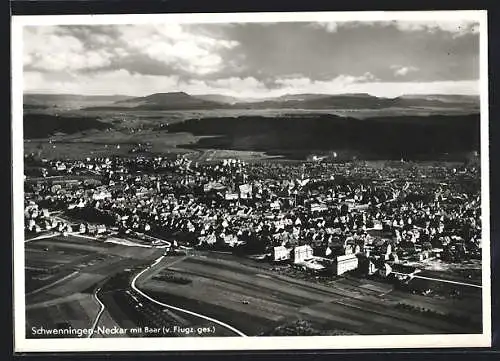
[398,94,479,104]
[114,92,223,109]
[24,93,134,103]
[24,91,480,112]
[24,93,135,110]
[193,94,243,104]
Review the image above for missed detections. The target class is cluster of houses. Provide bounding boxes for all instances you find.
[24,201,72,234]
[78,222,107,235]
[270,240,422,281]
[24,154,481,281]
[24,199,111,238]
[273,244,360,276]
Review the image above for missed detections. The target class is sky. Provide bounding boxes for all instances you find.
[22,19,480,98]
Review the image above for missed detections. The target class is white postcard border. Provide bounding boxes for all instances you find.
[11,10,491,353]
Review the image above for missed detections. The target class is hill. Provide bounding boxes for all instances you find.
[25,91,480,113]
[113,92,225,110]
[275,93,336,102]
[81,92,479,112]
[242,93,387,109]
[23,94,135,110]
[192,94,243,104]
[234,93,479,110]
[398,94,479,104]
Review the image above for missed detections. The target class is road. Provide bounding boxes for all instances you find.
[413,275,482,288]
[25,232,59,243]
[391,272,482,288]
[131,255,247,337]
[139,254,481,335]
[24,232,482,337]
[24,233,165,338]
[27,271,78,296]
[88,287,106,338]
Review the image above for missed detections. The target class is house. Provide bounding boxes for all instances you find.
[364,244,374,257]
[389,252,399,262]
[430,248,443,258]
[368,259,378,275]
[87,224,97,235]
[365,258,384,276]
[44,220,52,230]
[199,233,216,246]
[378,262,393,278]
[293,245,314,264]
[334,254,359,275]
[372,239,392,260]
[344,243,355,255]
[96,224,107,234]
[273,246,291,262]
[367,220,383,231]
[310,203,328,213]
[222,233,239,247]
[79,223,86,233]
[93,191,112,200]
[239,184,253,199]
[56,163,67,171]
[27,219,36,232]
[270,200,281,211]
[414,251,431,261]
[50,218,60,228]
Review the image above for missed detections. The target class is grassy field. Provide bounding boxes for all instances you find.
[25,234,163,338]
[26,293,99,337]
[23,235,483,338]
[23,105,480,162]
[404,259,482,282]
[24,136,284,161]
[26,106,479,122]
[139,254,482,335]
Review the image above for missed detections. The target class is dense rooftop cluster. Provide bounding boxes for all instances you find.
[24,154,481,272]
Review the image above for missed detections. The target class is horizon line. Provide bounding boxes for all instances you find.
[23,90,481,100]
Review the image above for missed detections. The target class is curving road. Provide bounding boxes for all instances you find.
[131,255,248,337]
[88,287,106,338]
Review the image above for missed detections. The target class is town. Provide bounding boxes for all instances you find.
[24,153,482,287]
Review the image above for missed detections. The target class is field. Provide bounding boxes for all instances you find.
[137,252,482,336]
[405,259,482,283]
[24,235,162,338]
[24,125,288,161]
[24,235,239,338]
[24,234,483,338]
[22,104,483,338]
[26,106,475,123]
[24,108,480,162]
[24,130,198,160]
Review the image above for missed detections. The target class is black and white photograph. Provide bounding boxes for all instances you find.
[12,10,490,352]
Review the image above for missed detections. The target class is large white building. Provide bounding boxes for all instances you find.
[334,254,359,275]
[273,246,291,261]
[293,245,314,264]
